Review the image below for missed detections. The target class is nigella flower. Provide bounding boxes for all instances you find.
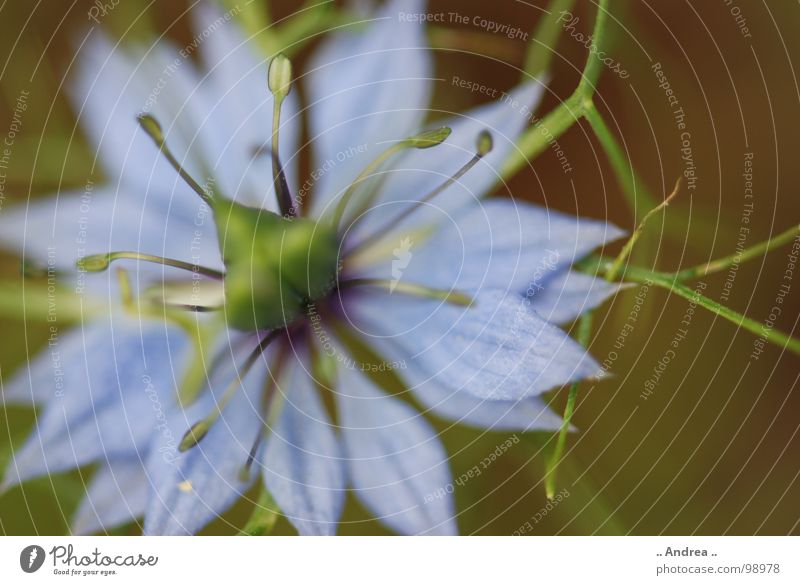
[0,0,623,535]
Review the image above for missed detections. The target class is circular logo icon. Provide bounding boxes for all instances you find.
[19,545,46,573]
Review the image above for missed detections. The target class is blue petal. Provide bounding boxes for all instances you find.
[70,34,209,215]
[337,368,457,535]
[354,335,565,432]
[350,82,546,240]
[528,270,623,325]
[143,345,268,535]
[72,457,150,535]
[0,185,222,277]
[2,317,188,489]
[306,0,433,216]
[1,325,104,407]
[404,356,565,431]
[72,31,285,211]
[357,199,624,293]
[348,289,601,401]
[261,359,345,536]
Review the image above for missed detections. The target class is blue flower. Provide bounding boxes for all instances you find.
[0,0,623,535]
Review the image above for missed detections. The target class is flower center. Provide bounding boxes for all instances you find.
[214,198,341,331]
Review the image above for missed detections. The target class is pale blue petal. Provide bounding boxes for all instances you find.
[404,354,564,431]
[2,317,188,489]
[348,289,601,400]
[337,368,457,535]
[261,359,345,536]
[306,0,432,216]
[70,34,207,214]
[143,344,268,535]
[350,81,546,239]
[1,324,106,407]
[418,388,565,433]
[72,32,276,210]
[0,185,222,275]
[72,457,149,535]
[529,270,622,325]
[358,199,624,293]
[354,333,565,432]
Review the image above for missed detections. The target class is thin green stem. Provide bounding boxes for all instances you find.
[524,0,578,78]
[503,0,609,177]
[505,0,659,224]
[676,224,800,281]
[605,178,681,281]
[576,0,610,97]
[501,91,586,179]
[544,311,594,500]
[583,103,657,220]
[591,260,800,356]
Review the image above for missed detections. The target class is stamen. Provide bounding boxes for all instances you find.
[340,278,473,306]
[239,431,263,483]
[179,331,279,452]
[267,53,297,217]
[329,127,452,231]
[237,344,288,482]
[137,114,216,207]
[77,251,224,280]
[353,130,493,253]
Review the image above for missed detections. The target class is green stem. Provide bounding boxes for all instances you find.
[544,311,594,499]
[501,91,586,179]
[592,260,800,356]
[605,178,681,281]
[502,0,607,177]
[676,224,800,281]
[506,0,659,223]
[576,0,610,96]
[524,0,578,78]
[583,103,657,220]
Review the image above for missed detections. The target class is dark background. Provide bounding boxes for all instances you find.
[0,0,798,535]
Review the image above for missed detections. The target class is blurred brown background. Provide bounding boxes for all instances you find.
[0,0,798,535]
